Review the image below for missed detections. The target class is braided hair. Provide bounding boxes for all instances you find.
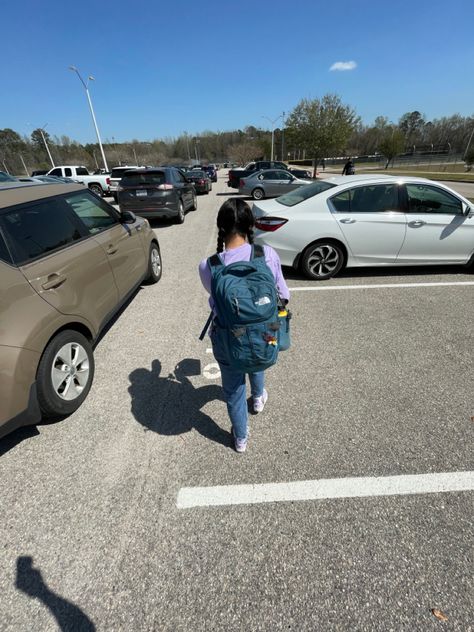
[216,198,255,253]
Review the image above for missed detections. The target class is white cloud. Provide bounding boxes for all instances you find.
[329,61,357,72]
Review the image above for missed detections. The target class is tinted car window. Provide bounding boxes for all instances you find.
[49,168,62,177]
[75,167,89,176]
[406,184,462,214]
[0,199,83,264]
[64,168,72,177]
[111,168,134,179]
[277,180,336,207]
[331,184,400,213]
[260,171,279,180]
[0,171,17,182]
[0,231,12,263]
[121,172,166,186]
[64,190,118,234]
[174,170,186,183]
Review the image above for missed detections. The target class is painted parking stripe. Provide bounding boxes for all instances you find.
[177,471,474,509]
[289,281,474,292]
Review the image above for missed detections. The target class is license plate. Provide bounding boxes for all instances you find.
[136,190,147,197]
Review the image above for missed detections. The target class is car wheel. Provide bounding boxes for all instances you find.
[190,192,197,211]
[176,199,185,224]
[36,330,95,418]
[252,188,265,200]
[145,242,162,284]
[301,240,345,280]
[89,184,103,196]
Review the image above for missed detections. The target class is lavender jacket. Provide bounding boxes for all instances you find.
[199,243,290,309]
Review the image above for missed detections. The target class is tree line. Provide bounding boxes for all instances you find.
[1,96,473,175]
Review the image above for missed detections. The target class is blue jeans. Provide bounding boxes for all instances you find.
[211,330,264,440]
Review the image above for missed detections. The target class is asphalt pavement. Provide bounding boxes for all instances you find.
[0,175,473,631]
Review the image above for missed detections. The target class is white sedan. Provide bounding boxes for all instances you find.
[252,175,474,280]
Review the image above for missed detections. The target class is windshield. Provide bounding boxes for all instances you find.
[121,172,166,186]
[276,180,337,207]
[0,171,16,182]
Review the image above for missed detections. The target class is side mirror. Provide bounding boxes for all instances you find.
[462,202,472,217]
[121,210,136,224]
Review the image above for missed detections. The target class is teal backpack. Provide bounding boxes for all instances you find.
[204,245,280,373]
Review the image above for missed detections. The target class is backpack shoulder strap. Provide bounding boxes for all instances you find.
[251,244,265,259]
[208,253,223,268]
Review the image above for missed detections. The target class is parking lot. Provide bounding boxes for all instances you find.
[1,174,473,631]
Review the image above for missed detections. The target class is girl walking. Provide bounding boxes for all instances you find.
[199,198,290,453]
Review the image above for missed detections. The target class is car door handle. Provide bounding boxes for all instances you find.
[408,220,426,227]
[41,274,67,290]
[107,245,118,255]
[339,218,356,224]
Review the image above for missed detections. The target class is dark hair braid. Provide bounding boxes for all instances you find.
[216,227,226,253]
[215,198,255,252]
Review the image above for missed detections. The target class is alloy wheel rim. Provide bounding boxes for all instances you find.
[51,342,90,401]
[151,248,161,276]
[307,244,340,277]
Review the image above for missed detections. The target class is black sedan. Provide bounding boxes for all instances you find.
[186,170,212,194]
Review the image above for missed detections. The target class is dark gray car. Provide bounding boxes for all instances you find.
[118,167,197,223]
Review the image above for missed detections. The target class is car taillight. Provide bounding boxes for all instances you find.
[157,183,173,190]
[254,217,288,232]
[106,177,110,184]
[199,179,205,184]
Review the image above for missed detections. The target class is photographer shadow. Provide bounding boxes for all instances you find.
[16,556,95,631]
[128,358,231,448]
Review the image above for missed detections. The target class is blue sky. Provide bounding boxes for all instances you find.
[2,0,473,143]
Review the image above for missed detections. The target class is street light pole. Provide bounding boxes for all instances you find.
[69,66,109,172]
[262,114,282,161]
[40,124,55,168]
[464,126,474,159]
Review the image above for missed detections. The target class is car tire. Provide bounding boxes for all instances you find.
[36,330,95,419]
[89,184,103,196]
[190,192,197,211]
[176,199,185,224]
[145,242,162,284]
[252,188,265,200]
[301,240,345,280]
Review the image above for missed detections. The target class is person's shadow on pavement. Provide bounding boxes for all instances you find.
[15,556,95,631]
[128,358,231,447]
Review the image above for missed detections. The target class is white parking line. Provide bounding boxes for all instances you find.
[177,471,474,509]
[289,281,474,292]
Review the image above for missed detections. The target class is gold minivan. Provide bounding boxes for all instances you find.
[0,182,162,438]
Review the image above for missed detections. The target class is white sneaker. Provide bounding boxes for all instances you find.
[253,389,268,414]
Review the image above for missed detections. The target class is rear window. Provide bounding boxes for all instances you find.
[276,180,337,207]
[121,172,166,186]
[111,168,134,179]
[189,171,205,177]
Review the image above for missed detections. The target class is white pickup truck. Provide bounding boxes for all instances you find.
[47,165,110,196]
